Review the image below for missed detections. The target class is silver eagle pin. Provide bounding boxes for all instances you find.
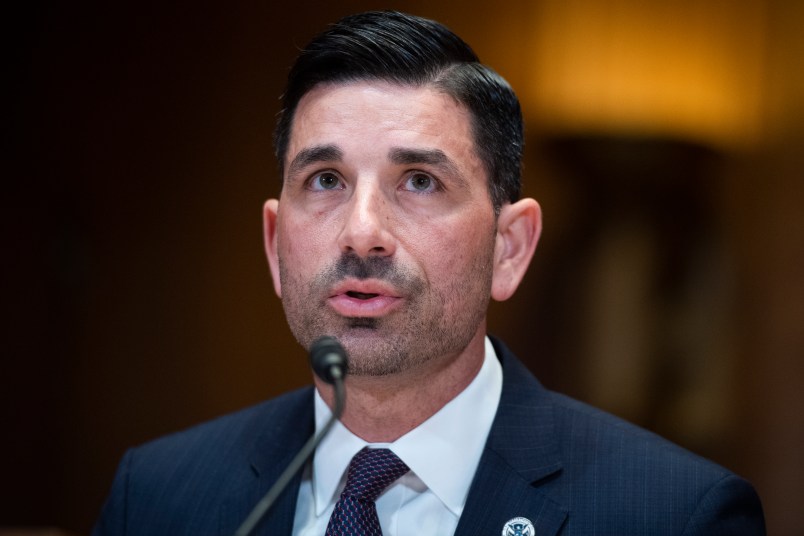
[502,516,535,536]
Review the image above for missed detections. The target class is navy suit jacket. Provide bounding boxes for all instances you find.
[93,338,764,535]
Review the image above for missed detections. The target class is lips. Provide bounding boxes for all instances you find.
[327,279,402,317]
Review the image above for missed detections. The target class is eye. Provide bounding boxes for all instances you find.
[402,172,439,193]
[308,171,343,191]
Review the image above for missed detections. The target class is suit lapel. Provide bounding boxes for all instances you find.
[456,449,566,536]
[219,388,315,536]
[455,339,567,536]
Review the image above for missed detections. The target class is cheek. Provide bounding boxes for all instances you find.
[406,218,494,281]
[277,219,320,276]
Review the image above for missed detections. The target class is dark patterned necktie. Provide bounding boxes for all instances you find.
[325,447,410,536]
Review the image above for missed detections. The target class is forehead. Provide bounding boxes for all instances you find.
[286,81,481,172]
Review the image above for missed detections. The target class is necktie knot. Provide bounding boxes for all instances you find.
[341,447,410,502]
[325,447,409,536]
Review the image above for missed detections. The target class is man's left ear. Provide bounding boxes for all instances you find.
[491,198,542,301]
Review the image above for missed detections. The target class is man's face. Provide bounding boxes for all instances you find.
[265,81,501,377]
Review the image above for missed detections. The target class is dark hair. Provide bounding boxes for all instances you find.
[274,11,523,208]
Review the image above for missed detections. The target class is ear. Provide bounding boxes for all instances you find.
[262,198,282,297]
[491,198,542,301]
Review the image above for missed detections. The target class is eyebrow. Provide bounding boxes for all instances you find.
[286,144,344,178]
[389,147,452,169]
[389,147,467,186]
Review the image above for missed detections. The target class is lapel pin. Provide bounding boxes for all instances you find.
[502,516,535,536]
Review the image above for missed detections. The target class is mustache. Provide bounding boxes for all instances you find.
[335,252,394,280]
[317,252,421,291]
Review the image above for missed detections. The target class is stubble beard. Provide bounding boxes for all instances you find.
[279,245,495,378]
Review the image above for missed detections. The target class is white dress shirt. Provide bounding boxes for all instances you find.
[292,337,503,536]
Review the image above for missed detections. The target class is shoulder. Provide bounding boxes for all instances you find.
[549,388,721,469]
[490,337,764,534]
[493,336,734,480]
[546,391,764,534]
[118,387,313,507]
[130,386,313,462]
[93,387,315,535]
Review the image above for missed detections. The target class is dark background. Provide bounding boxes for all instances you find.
[6,1,803,534]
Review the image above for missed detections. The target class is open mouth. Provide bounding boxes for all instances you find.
[328,285,400,317]
[346,291,379,300]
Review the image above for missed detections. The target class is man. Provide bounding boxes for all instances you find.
[94,11,765,536]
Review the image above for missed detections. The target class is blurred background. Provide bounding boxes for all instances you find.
[6,0,803,534]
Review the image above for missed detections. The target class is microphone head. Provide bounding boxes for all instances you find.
[309,336,349,384]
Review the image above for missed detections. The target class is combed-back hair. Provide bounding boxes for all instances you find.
[274,11,524,208]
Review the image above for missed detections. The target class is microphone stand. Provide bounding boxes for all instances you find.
[234,355,346,536]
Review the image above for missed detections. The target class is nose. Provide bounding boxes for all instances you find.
[336,182,396,258]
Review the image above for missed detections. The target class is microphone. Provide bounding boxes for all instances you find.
[310,335,349,385]
[233,336,349,536]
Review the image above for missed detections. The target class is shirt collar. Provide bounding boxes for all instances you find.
[311,336,503,518]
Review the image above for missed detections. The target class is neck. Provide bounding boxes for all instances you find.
[315,331,487,443]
